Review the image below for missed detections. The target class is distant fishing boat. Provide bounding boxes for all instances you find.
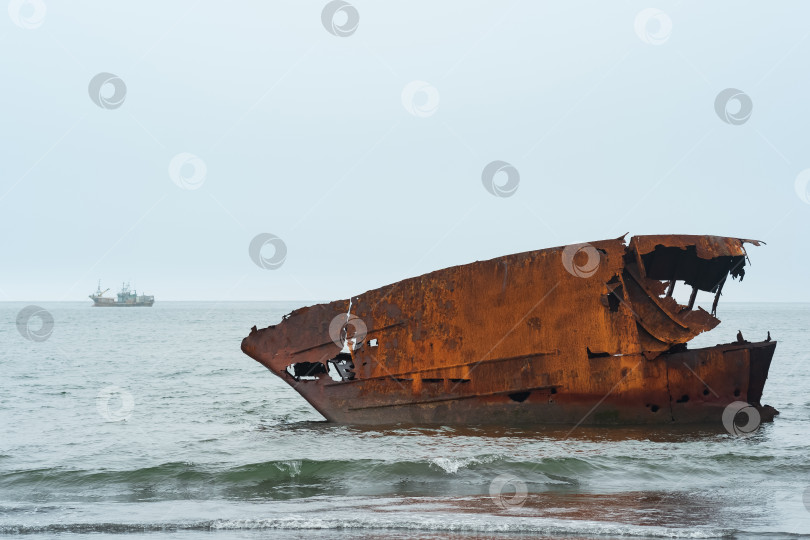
[89,281,154,307]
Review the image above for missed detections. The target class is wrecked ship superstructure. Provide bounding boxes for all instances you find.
[241,234,776,425]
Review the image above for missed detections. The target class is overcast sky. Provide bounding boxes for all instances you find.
[2,1,809,303]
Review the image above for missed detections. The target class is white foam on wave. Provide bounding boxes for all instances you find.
[272,460,302,477]
[208,513,732,538]
[429,454,500,474]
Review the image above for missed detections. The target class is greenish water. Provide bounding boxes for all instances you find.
[1,302,809,539]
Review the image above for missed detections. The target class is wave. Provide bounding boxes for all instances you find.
[3,453,806,508]
[5,452,806,499]
[0,456,594,501]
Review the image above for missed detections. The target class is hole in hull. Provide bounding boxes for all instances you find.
[605,275,624,312]
[286,361,327,380]
[508,391,531,403]
[327,352,355,381]
[586,347,610,359]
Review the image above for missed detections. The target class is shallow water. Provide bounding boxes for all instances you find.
[1,301,809,538]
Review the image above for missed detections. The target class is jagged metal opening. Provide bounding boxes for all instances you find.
[586,347,611,359]
[605,275,624,312]
[640,245,746,292]
[327,352,355,381]
[638,245,747,315]
[508,391,531,402]
[286,361,327,380]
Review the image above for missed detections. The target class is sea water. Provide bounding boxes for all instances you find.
[1,301,809,539]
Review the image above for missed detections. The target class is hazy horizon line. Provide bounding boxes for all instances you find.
[2,300,809,304]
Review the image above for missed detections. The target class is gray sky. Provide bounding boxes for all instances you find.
[2,1,809,303]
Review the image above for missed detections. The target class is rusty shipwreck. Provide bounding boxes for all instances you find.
[241,234,777,425]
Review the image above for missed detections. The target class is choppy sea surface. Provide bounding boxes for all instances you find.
[1,301,809,539]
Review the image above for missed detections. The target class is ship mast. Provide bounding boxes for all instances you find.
[94,280,109,297]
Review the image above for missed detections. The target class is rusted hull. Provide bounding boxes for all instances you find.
[245,340,775,425]
[241,234,777,426]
